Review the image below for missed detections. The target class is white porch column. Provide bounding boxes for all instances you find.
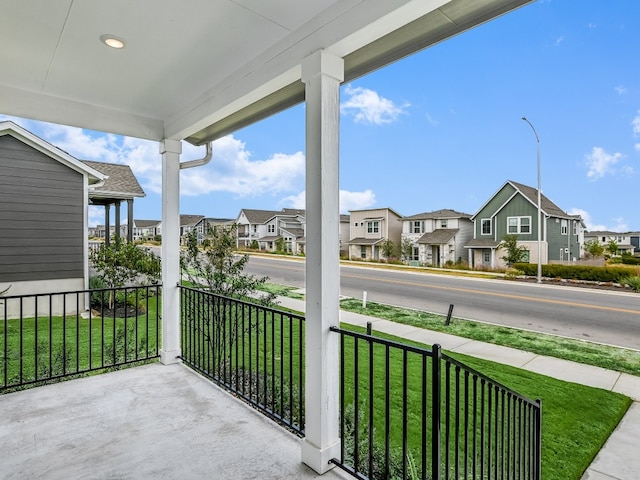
[300,49,343,474]
[159,139,182,365]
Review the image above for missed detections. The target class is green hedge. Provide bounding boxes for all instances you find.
[513,263,640,283]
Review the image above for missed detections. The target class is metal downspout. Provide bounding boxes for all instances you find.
[179,142,212,169]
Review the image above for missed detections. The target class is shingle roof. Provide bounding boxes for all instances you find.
[281,227,304,238]
[417,228,460,244]
[82,160,145,198]
[134,220,160,228]
[180,214,204,227]
[508,180,567,218]
[240,209,283,224]
[347,237,384,245]
[465,238,501,248]
[403,209,471,221]
[340,214,351,223]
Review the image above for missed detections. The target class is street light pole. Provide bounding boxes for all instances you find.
[522,116,542,284]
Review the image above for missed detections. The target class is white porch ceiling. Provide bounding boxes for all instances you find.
[0,0,531,145]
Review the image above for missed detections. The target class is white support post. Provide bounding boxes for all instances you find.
[300,49,343,474]
[159,139,182,365]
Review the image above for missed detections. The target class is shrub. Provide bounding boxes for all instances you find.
[620,276,640,292]
[513,263,639,283]
[504,268,524,280]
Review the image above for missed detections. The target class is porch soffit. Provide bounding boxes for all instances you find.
[0,0,531,144]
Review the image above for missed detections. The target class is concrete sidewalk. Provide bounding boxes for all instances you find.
[277,296,640,480]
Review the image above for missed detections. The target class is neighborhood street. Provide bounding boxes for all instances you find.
[244,255,640,350]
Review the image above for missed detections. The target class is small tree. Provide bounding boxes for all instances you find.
[381,239,395,260]
[584,239,604,258]
[606,239,619,256]
[181,224,275,305]
[401,238,414,263]
[181,224,276,370]
[499,234,529,267]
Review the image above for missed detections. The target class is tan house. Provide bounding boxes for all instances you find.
[348,208,403,261]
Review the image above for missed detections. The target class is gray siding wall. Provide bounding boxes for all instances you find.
[0,135,84,282]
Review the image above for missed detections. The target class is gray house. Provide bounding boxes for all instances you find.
[0,121,104,313]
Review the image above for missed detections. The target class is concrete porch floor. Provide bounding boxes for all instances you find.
[0,363,348,480]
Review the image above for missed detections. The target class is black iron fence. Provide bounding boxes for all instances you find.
[330,324,541,480]
[0,284,161,392]
[179,285,305,435]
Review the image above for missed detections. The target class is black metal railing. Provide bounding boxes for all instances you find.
[179,285,305,435]
[330,324,541,480]
[0,284,161,392]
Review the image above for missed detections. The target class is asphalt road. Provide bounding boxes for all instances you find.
[244,255,640,350]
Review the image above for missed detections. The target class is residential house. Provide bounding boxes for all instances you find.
[236,209,281,248]
[131,220,161,241]
[401,209,473,266]
[631,233,640,255]
[583,231,636,256]
[348,208,403,261]
[180,214,205,242]
[339,214,350,257]
[0,121,104,314]
[193,217,235,243]
[466,180,584,269]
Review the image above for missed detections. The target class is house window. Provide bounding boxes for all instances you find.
[354,222,358,227]
[507,216,531,234]
[252,225,257,233]
[267,224,275,233]
[561,219,568,235]
[481,219,491,235]
[411,246,419,261]
[440,219,448,228]
[360,245,367,259]
[483,250,491,263]
[412,221,422,234]
[573,222,577,235]
[367,221,380,234]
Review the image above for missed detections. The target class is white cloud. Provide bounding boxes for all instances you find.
[425,113,439,126]
[614,85,628,95]
[568,208,628,232]
[180,135,304,197]
[280,189,377,213]
[1,118,305,199]
[341,85,408,125]
[340,189,377,212]
[635,143,640,152]
[632,110,640,136]
[584,146,624,180]
[555,36,564,46]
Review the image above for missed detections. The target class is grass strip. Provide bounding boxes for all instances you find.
[340,298,640,376]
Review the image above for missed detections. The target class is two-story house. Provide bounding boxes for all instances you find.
[466,180,584,269]
[401,209,473,266]
[583,231,636,256]
[348,208,403,261]
[236,209,282,248]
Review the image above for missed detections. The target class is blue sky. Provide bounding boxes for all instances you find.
[3,0,640,231]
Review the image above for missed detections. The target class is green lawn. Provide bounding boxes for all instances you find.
[0,294,160,389]
[338,323,631,480]
[340,298,640,376]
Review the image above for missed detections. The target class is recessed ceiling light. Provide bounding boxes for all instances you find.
[100,34,126,49]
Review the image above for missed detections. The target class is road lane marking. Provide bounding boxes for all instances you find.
[249,259,640,315]
[343,273,640,316]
